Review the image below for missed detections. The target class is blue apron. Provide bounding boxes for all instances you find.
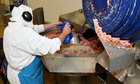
[18,56,44,84]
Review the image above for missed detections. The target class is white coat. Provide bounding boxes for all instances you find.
[3,5,61,84]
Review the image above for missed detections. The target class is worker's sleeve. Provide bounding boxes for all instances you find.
[14,28,61,55]
[33,24,45,33]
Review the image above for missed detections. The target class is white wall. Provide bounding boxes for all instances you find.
[4,0,82,22]
[27,0,82,22]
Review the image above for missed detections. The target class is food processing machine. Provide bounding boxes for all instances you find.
[42,0,140,84]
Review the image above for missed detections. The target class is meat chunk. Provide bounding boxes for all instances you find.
[44,28,104,56]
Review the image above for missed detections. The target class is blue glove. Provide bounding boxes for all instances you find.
[59,21,73,44]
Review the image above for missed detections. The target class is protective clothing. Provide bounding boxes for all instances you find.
[3,5,61,84]
[18,56,44,84]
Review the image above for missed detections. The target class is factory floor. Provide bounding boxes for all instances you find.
[0,12,140,84]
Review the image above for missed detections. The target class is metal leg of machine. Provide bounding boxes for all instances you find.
[127,62,136,77]
[94,63,123,84]
[54,63,124,84]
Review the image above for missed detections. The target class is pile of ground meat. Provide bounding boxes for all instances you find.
[93,19,135,81]
[44,29,104,56]
[93,19,133,50]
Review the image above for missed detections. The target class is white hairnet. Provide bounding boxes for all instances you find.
[10,5,34,28]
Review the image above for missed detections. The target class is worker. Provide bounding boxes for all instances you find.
[3,5,71,84]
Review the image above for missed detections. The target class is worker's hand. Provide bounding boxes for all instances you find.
[61,23,71,36]
[43,21,63,30]
[58,23,72,43]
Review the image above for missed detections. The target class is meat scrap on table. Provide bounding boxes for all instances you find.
[44,29,104,56]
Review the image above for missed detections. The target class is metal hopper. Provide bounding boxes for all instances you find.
[42,0,140,76]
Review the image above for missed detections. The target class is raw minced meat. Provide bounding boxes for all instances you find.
[93,19,133,50]
[44,28,104,56]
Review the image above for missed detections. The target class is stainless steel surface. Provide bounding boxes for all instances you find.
[93,19,136,72]
[124,65,140,84]
[134,41,140,60]
[42,51,108,73]
[41,27,108,73]
[41,22,138,74]
[59,9,90,33]
[70,36,80,44]
[70,32,80,44]
[101,42,135,72]
[127,62,136,77]
[41,10,140,83]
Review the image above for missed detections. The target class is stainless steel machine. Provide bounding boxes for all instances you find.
[42,0,140,84]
